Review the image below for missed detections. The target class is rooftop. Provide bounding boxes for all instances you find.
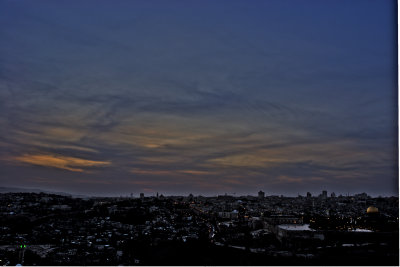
[278,224,314,231]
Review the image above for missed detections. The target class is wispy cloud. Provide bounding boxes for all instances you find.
[0,0,396,196]
[13,154,110,172]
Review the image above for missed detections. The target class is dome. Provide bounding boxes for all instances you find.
[367,206,379,213]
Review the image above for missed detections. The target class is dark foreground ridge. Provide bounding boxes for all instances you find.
[0,192,398,265]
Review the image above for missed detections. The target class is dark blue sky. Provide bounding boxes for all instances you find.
[0,0,397,196]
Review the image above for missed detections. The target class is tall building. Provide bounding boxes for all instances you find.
[140,193,144,199]
[322,190,327,199]
[307,192,312,198]
[258,190,265,200]
[330,192,336,198]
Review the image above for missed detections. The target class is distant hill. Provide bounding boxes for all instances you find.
[0,187,87,198]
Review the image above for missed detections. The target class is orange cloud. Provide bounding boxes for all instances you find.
[206,139,371,170]
[14,154,110,172]
[130,168,218,176]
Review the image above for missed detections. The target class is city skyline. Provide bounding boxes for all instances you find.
[0,0,398,197]
[0,185,395,199]
[1,190,397,265]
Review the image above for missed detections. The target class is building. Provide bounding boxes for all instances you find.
[276,224,324,248]
[367,206,379,214]
[217,211,231,219]
[306,192,312,198]
[140,193,144,199]
[322,190,327,199]
[264,215,303,233]
[258,190,265,200]
[230,210,239,219]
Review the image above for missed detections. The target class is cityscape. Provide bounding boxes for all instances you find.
[0,0,398,266]
[0,190,398,265]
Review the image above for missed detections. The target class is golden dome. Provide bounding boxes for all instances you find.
[367,206,379,213]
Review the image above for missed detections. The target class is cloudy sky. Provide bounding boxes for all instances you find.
[0,0,397,196]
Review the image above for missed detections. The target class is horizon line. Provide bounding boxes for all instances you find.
[0,186,398,198]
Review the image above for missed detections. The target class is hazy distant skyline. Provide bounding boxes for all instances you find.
[0,0,397,197]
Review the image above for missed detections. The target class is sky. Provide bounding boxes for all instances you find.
[0,0,397,197]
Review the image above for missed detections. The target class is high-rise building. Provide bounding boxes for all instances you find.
[307,192,312,198]
[322,190,327,199]
[331,192,336,198]
[258,190,265,199]
[140,193,144,199]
